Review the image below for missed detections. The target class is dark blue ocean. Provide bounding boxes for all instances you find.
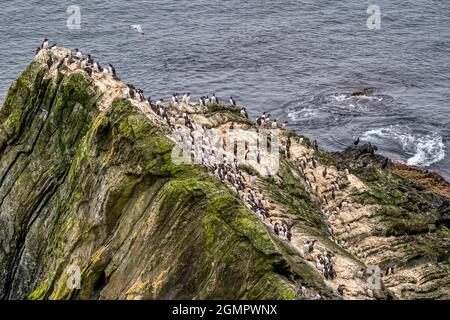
[1,0,449,179]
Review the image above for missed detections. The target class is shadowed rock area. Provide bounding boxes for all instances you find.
[0,48,449,300]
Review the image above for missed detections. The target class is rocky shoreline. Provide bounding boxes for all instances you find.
[0,47,449,299]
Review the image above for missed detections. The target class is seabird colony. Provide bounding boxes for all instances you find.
[36,40,390,298]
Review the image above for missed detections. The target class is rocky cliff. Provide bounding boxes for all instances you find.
[0,48,449,300]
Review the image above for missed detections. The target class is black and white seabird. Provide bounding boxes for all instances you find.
[74,48,82,60]
[303,239,316,254]
[57,54,69,70]
[95,62,104,73]
[240,108,248,119]
[80,58,88,69]
[350,88,373,97]
[84,67,93,77]
[127,84,136,99]
[313,140,319,151]
[353,137,360,146]
[108,63,119,80]
[172,93,178,105]
[211,94,218,105]
[137,89,145,102]
[87,54,94,64]
[385,266,395,276]
[381,158,389,169]
[41,38,49,50]
[229,96,236,106]
[271,120,278,129]
[46,56,53,69]
[337,284,346,295]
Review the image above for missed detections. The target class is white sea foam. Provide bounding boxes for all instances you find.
[334,94,348,102]
[333,94,382,103]
[361,125,445,167]
[287,108,319,121]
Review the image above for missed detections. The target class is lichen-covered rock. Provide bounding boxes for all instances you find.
[0,59,314,300]
[0,49,449,300]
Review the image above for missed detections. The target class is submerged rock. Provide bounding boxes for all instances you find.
[0,48,449,300]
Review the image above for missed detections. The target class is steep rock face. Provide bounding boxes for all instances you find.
[0,49,449,300]
[0,61,303,299]
[332,146,450,298]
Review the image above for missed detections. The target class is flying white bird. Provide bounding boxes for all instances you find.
[130,24,144,34]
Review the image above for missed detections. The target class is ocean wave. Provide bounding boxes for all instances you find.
[287,107,319,121]
[361,125,445,167]
[332,94,383,103]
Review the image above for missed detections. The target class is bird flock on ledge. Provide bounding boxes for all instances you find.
[35,39,396,299]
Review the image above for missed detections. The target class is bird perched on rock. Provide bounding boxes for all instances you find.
[229,96,236,106]
[184,93,191,105]
[87,53,94,65]
[84,66,93,77]
[337,284,346,295]
[211,93,219,105]
[46,56,53,69]
[304,239,317,254]
[57,54,69,70]
[353,137,360,146]
[381,158,389,169]
[127,85,136,99]
[312,157,318,169]
[108,63,120,80]
[240,107,249,119]
[271,120,278,129]
[172,93,179,105]
[385,266,395,276]
[73,48,82,59]
[313,139,319,151]
[368,142,375,155]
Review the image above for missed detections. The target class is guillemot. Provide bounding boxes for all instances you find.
[41,38,49,49]
[46,56,53,69]
[84,67,93,77]
[108,63,120,80]
[74,48,82,59]
[211,93,219,105]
